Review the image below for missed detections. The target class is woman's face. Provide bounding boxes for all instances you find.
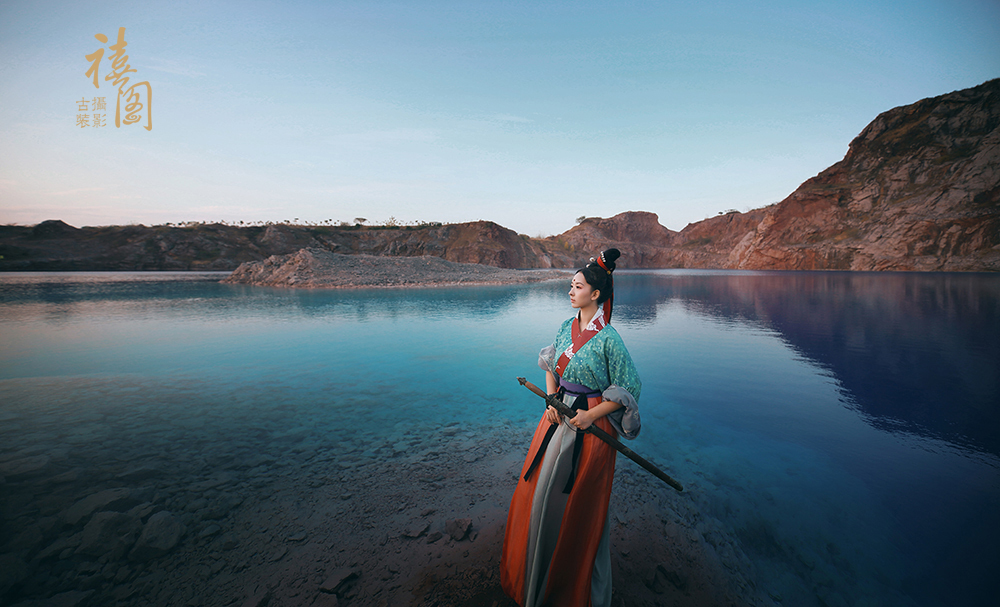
[569,271,599,309]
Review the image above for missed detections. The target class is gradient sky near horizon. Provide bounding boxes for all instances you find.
[1,0,998,236]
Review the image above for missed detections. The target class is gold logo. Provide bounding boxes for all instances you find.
[79,27,152,131]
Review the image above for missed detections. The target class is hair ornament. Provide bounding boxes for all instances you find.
[595,254,611,274]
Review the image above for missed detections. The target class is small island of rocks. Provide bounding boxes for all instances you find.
[222,248,571,289]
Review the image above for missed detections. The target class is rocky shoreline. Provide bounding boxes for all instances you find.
[0,379,769,607]
[222,249,572,289]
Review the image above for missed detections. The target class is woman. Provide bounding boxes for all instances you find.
[501,248,641,607]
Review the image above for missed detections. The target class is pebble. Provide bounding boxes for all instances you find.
[444,518,472,541]
[426,531,443,543]
[319,567,360,595]
[129,511,185,562]
[0,554,29,595]
[127,502,156,521]
[312,593,340,607]
[0,455,50,480]
[269,546,288,562]
[240,587,272,607]
[62,488,134,526]
[199,524,222,538]
[78,512,142,560]
[115,466,164,483]
[402,522,430,538]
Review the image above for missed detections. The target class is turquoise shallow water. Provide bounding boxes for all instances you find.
[1,270,998,606]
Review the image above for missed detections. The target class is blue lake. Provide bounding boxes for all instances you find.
[0,270,997,607]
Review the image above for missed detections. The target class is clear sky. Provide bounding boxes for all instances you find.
[1,0,998,236]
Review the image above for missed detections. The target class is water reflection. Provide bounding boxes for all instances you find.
[6,270,996,457]
[0,272,566,324]
[1,270,997,606]
[614,271,1000,457]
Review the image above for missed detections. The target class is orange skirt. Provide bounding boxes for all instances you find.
[500,395,617,606]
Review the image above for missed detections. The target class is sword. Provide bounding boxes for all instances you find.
[517,376,683,492]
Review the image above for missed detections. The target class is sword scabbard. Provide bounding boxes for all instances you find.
[516,376,683,492]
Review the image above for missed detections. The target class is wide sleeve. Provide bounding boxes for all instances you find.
[538,344,556,374]
[603,331,642,440]
[538,318,573,374]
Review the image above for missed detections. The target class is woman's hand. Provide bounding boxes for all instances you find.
[568,408,596,430]
[545,404,561,425]
[567,400,622,431]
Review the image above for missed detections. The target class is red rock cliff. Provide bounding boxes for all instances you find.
[728,79,1000,271]
[531,80,999,271]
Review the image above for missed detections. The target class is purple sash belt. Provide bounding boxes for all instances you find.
[557,377,601,398]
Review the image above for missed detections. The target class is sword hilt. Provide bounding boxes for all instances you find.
[517,377,578,418]
[516,376,684,492]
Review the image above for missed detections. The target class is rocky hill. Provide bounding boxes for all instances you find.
[536,79,999,271]
[534,209,771,269]
[0,220,543,271]
[222,248,568,288]
[730,78,1000,271]
[1,79,997,272]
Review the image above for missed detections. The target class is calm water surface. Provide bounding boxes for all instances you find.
[1,270,997,606]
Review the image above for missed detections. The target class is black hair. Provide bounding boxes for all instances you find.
[576,248,620,304]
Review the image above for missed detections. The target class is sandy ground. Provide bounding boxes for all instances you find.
[1,408,772,607]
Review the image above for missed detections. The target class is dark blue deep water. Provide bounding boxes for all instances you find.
[1,270,998,606]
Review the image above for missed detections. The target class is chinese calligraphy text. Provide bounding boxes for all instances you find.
[75,97,107,128]
[82,28,152,131]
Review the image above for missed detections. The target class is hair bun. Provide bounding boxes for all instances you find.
[601,248,620,268]
[590,248,620,274]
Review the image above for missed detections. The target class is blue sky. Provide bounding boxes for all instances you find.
[1,0,998,235]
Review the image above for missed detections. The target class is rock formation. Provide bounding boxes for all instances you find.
[222,248,568,288]
[730,79,1000,270]
[535,80,999,271]
[2,79,997,272]
[0,220,543,271]
[533,209,771,269]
